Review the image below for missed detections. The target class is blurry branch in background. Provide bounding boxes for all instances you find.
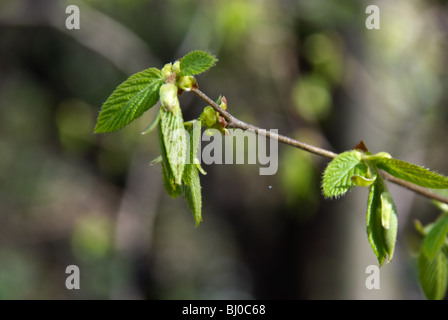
[0,0,160,75]
[191,87,448,206]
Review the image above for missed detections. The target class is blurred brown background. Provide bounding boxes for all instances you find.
[1,0,448,299]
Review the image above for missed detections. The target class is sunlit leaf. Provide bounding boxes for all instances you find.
[95,68,164,133]
[159,107,187,185]
[371,157,448,189]
[366,178,398,266]
[181,166,202,227]
[179,51,217,77]
[322,150,367,198]
[158,119,181,198]
[179,120,204,226]
[367,180,387,266]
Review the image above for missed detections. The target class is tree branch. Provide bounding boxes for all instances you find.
[191,88,338,159]
[191,87,448,206]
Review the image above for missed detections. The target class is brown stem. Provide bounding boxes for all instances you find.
[191,87,448,206]
[191,88,338,159]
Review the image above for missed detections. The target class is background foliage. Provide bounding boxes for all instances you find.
[1,0,448,299]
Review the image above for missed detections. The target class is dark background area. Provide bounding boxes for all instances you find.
[1,0,448,299]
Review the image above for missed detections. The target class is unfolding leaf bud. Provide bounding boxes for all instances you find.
[172,60,181,74]
[220,96,227,110]
[159,83,180,112]
[201,106,218,127]
[218,115,227,128]
[161,63,173,79]
[354,140,368,152]
[177,76,198,91]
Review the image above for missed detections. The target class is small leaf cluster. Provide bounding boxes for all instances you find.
[199,96,229,136]
[94,51,217,226]
[322,142,448,287]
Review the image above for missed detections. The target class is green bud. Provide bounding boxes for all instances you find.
[220,96,227,110]
[161,63,173,79]
[159,83,180,112]
[201,106,218,127]
[177,76,197,91]
[172,60,181,74]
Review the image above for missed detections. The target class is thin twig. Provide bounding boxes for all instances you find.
[191,87,448,206]
[191,88,338,159]
[381,171,448,205]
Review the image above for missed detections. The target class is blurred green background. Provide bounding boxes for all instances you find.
[1,0,448,299]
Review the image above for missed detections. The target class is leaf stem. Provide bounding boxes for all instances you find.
[191,87,448,206]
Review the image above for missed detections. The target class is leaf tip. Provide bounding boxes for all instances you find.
[194,218,203,228]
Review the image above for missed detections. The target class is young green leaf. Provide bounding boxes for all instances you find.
[422,213,448,260]
[181,165,202,227]
[161,162,182,198]
[322,150,367,198]
[371,157,448,189]
[95,68,164,133]
[381,191,398,260]
[366,178,398,266]
[158,120,181,198]
[183,120,202,185]
[177,120,203,226]
[418,249,448,300]
[159,107,187,185]
[381,191,395,230]
[188,120,201,165]
[367,180,387,266]
[179,50,216,77]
